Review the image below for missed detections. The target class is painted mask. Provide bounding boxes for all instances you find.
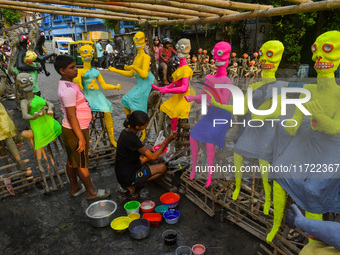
[133,32,145,49]
[198,48,203,54]
[211,41,231,67]
[16,73,34,92]
[312,30,340,76]
[176,39,191,59]
[231,52,236,58]
[253,52,258,58]
[203,50,207,55]
[24,51,37,65]
[259,40,284,72]
[242,53,248,58]
[79,44,95,62]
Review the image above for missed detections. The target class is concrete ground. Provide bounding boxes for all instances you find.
[0,63,263,255]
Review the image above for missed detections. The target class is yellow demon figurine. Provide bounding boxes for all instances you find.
[212,41,286,216]
[109,32,154,140]
[74,44,120,147]
[267,30,340,243]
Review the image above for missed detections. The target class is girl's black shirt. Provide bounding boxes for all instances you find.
[115,129,144,187]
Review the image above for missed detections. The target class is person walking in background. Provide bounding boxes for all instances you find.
[54,55,110,200]
[105,40,113,70]
[96,39,104,70]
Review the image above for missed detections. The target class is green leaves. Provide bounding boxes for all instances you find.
[0,8,23,26]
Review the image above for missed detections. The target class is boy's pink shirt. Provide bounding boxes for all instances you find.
[58,80,92,129]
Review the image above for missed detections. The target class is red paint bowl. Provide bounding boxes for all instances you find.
[160,192,180,209]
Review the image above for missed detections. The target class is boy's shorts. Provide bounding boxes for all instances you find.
[62,127,89,168]
[131,165,152,186]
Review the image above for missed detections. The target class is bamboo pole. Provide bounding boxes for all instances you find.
[0,4,142,21]
[285,0,312,3]
[141,0,340,26]
[0,0,145,21]
[144,0,273,11]
[20,0,193,19]
[108,0,239,15]
[106,1,217,17]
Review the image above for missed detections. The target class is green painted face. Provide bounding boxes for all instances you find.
[259,40,284,74]
[312,30,340,76]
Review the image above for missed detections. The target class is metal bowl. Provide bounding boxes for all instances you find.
[128,219,150,239]
[85,200,117,227]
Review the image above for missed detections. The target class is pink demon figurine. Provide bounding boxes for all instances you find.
[186,42,232,188]
[152,38,193,131]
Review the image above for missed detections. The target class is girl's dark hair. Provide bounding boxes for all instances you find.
[54,55,75,75]
[124,111,149,128]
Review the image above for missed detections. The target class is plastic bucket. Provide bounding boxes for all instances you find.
[155,205,169,214]
[192,244,206,255]
[128,213,140,221]
[162,229,178,245]
[176,245,192,255]
[163,209,180,224]
[124,201,140,215]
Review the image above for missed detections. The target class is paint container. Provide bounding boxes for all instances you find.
[192,244,206,255]
[162,229,178,245]
[175,245,192,255]
[124,201,140,215]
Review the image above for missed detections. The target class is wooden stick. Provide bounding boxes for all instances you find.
[110,0,239,15]
[285,0,312,3]
[0,4,142,21]
[46,144,64,188]
[141,0,340,26]
[41,148,58,190]
[107,1,216,17]
[164,0,273,11]
[27,0,193,19]
[3,0,165,20]
[88,0,272,11]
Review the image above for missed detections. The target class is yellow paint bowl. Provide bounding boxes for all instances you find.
[128,213,140,221]
[110,216,132,233]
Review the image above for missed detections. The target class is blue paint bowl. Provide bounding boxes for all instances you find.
[163,209,180,224]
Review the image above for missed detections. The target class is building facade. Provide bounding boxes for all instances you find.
[41,6,115,40]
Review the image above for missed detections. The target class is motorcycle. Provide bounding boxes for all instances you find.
[158,55,180,85]
[110,45,135,70]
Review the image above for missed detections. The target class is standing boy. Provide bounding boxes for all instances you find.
[54,55,110,199]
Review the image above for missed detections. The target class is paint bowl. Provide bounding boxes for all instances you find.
[142,213,162,227]
[128,218,150,240]
[110,216,132,233]
[124,201,140,215]
[192,244,206,255]
[163,209,180,224]
[160,192,180,209]
[140,200,156,213]
[155,205,168,214]
[175,245,192,255]
[128,213,140,221]
[153,144,168,156]
[85,200,117,227]
[162,229,178,245]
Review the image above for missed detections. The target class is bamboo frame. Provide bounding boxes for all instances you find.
[19,0,193,19]
[106,0,239,15]
[105,1,217,17]
[140,0,340,26]
[285,0,313,3]
[0,4,142,21]
[90,0,272,11]
[1,0,146,21]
